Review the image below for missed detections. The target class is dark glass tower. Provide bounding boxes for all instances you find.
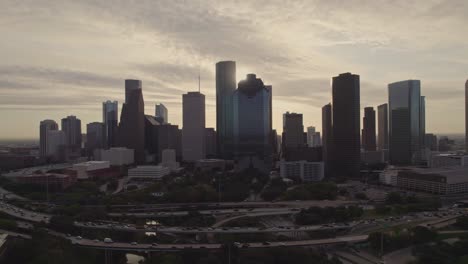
[322,103,333,177]
[118,79,145,164]
[362,107,376,151]
[103,100,118,148]
[61,115,82,148]
[388,80,421,165]
[233,74,272,172]
[377,103,388,150]
[216,61,236,159]
[331,73,360,178]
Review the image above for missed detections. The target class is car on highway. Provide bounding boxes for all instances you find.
[104,238,113,243]
[131,242,138,245]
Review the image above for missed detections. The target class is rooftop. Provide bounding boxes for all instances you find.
[403,166,468,184]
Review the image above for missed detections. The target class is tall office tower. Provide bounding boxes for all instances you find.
[282,112,304,150]
[307,126,322,147]
[86,122,105,156]
[205,128,217,158]
[125,79,142,103]
[322,104,333,176]
[420,96,426,149]
[216,61,236,159]
[388,80,421,165]
[377,104,389,150]
[466,80,468,152]
[332,73,360,178]
[362,107,376,151]
[39,120,58,157]
[182,92,206,161]
[233,74,272,172]
[155,103,168,124]
[118,79,145,164]
[61,115,82,147]
[102,100,118,148]
[144,115,160,158]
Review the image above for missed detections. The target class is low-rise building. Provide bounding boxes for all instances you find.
[72,161,117,180]
[14,173,77,190]
[128,165,170,181]
[379,166,398,186]
[396,166,468,195]
[99,147,134,166]
[279,160,324,182]
[429,153,468,168]
[160,149,179,171]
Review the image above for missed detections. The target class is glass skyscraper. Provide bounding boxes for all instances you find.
[216,61,236,159]
[155,103,168,124]
[102,100,118,148]
[388,80,422,165]
[233,74,272,171]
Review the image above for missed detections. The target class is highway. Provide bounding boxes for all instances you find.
[75,221,356,234]
[70,235,369,251]
[0,200,50,223]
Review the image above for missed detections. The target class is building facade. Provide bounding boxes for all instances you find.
[61,115,82,148]
[216,61,236,159]
[102,100,118,148]
[155,103,168,124]
[233,74,272,172]
[377,103,389,150]
[39,119,58,157]
[388,80,422,165]
[205,128,217,158]
[118,79,145,164]
[86,122,105,156]
[331,73,361,178]
[307,126,321,147]
[322,103,333,176]
[280,161,324,182]
[182,92,206,161]
[282,112,305,150]
[362,107,376,151]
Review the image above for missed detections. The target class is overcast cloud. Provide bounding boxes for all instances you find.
[0,0,467,139]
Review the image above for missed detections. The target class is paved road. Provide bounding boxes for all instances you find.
[0,201,50,223]
[383,247,415,264]
[71,235,369,251]
[75,221,355,234]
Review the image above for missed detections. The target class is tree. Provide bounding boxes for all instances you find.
[411,226,437,244]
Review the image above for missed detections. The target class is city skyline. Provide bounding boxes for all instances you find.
[1,1,468,139]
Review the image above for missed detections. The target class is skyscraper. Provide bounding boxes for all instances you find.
[420,96,426,150]
[155,103,168,124]
[86,122,105,156]
[466,80,468,152]
[61,115,82,148]
[102,100,118,148]
[233,73,272,171]
[377,103,388,150]
[322,104,333,176]
[216,61,236,159]
[307,126,321,147]
[118,79,145,164]
[125,79,142,103]
[205,128,217,158]
[362,107,376,151]
[331,73,360,178]
[39,119,58,157]
[388,80,421,165]
[182,92,206,161]
[282,112,305,150]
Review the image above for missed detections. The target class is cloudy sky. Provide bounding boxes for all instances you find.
[1,0,467,139]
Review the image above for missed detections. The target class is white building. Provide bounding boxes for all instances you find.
[99,147,134,166]
[160,149,179,170]
[280,160,324,182]
[128,165,170,181]
[379,166,398,186]
[72,161,110,179]
[429,153,468,168]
